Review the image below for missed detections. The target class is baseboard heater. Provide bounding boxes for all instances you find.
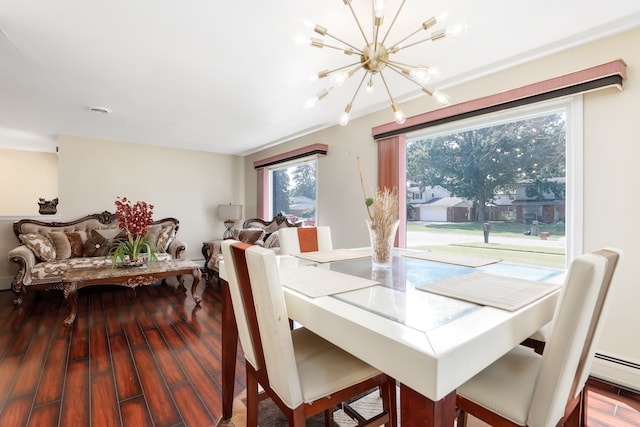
[592,352,640,393]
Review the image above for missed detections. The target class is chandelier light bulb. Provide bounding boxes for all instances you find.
[330,71,348,87]
[392,102,406,124]
[366,79,374,93]
[292,34,308,46]
[339,111,351,126]
[304,88,332,110]
[446,22,468,37]
[374,0,385,19]
[436,11,449,22]
[433,90,451,106]
[410,67,431,83]
[303,97,319,110]
[339,103,353,126]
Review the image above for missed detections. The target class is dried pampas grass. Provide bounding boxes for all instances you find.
[370,187,399,228]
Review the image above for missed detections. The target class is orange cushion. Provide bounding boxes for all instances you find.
[297,228,318,252]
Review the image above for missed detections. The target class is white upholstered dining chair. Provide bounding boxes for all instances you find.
[456,248,622,427]
[278,226,333,255]
[221,239,396,427]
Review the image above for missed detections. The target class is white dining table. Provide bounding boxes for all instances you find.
[217,248,563,426]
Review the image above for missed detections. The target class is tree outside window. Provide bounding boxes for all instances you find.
[269,159,317,225]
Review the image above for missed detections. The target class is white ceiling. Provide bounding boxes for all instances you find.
[1,0,639,155]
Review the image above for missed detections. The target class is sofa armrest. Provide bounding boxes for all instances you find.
[6,245,36,304]
[202,239,223,268]
[168,239,187,259]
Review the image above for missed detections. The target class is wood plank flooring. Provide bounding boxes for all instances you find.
[0,277,638,426]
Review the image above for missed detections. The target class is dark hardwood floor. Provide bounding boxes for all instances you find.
[0,277,638,426]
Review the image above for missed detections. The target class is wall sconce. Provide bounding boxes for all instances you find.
[218,204,243,239]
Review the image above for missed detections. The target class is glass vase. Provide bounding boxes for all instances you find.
[366,219,399,269]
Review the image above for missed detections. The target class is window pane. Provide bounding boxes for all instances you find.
[406,108,568,269]
[269,159,317,225]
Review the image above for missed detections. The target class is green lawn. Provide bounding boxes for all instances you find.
[407,221,566,269]
[407,221,566,237]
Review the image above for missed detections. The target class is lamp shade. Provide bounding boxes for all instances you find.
[218,204,242,221]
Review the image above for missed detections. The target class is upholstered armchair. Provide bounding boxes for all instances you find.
[201,212,300,285]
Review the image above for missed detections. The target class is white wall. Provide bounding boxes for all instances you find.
[244,28,640,389]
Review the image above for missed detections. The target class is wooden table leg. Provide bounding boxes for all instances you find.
[220,278,238,421]
[400,384,456,426]
[176,274,187,293]
[63,282,78,327]
[190,268,202,305]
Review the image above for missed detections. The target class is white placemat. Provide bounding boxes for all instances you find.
[293,249,372,263]
[280,266,379,298]
[416,271,560,311]
[403,251,501,268]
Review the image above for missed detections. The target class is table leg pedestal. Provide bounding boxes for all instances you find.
[190,268,202,305]
[400,384,456,426]
[63,282,78,327]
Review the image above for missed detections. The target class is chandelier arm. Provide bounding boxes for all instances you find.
[319,61,363,77]
[388,26,431,52]
[348,71,369,106]
[384,63,435,95]
[319,41,364,55]
[381,0,406,45]
[385,59,427,70]
[345,0,369,45]
[378,71,397,103]
[391,31,445,54]
[323,31,366,54]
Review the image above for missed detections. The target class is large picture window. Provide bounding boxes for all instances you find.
[404,97,582,268]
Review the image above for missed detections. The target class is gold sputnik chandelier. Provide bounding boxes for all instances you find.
[301,0,466,126]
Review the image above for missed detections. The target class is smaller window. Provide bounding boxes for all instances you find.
[269,159,317,226]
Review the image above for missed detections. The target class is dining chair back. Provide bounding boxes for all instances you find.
[528,248,620,426]
[220,240,258,368]
[222,239,397,426]
[457,248,621,427]
[278,226,333,255]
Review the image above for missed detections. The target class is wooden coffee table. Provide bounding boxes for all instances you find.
[61,259,202,326]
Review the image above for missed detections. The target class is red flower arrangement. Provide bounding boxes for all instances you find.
[111,197,157,267]
[115,196,154,236]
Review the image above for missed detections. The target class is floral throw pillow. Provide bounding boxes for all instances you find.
[19,233,57,262]
[156,225,175,252]
[263,231,280,249]
[83,230,112,257]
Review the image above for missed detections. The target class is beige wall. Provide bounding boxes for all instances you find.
[0,148,58,216]
[0,148,59,290]
[57,135,245,262]
[1,135,245,290]
[244,28,640,388]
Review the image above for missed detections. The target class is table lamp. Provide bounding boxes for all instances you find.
[218,204,242,239]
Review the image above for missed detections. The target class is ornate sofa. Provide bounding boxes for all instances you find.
[201,212,300,284]
[6,211,186,306]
